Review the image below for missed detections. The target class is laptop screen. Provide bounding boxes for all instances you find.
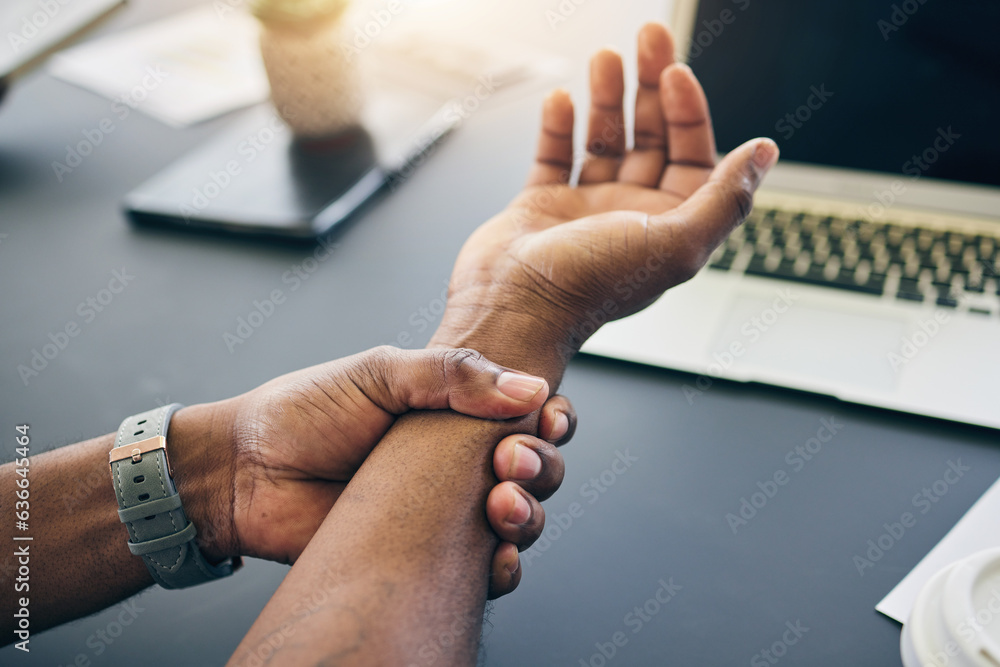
[685,0,999,190]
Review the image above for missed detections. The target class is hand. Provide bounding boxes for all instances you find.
[182,346,574,596]
[430,23,778,377]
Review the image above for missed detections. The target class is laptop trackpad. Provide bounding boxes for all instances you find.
[711,295,907,392]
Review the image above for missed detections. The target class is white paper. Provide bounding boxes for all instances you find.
[877,474,1000,623]
[45,4,568,128]
[368,23,570,103]
[49,6,269,127]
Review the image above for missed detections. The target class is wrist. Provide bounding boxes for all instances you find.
[429,291,574,388]
[166,401,239,562]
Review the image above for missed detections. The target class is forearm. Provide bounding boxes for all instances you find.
[231,320,568,666]
[0,403,233,640]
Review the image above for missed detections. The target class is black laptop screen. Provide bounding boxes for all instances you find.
[685,0,999,189]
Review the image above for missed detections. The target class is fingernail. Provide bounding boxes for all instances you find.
[549,412,570,442]
[510,444,543,481]
[506,492,531,525]
[497,372,547,402]
[752,139,779,172]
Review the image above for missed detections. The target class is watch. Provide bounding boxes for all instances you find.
[109,404,239,589]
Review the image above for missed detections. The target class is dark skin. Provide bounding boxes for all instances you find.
[0,346,576,640]
[231,22,778,666]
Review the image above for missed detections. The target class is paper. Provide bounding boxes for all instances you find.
[49,6,269,127]
[46,4,568,129]
[877,474,1000,623]
[368,23,570,103]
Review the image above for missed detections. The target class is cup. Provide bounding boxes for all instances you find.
[902,547,1000,667]
[253,0,364,138]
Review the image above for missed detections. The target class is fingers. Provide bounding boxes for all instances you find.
[656,138,779,281]
[578,49,626,184]
[493,433,566,502]
[488,433,563,549]
[486,480,546,549]
[659,63,717,197]
[488,541,521,599]
[352,346,550,420]
[618,23,674,187]
[526,89,575,187]
[538,394,577,446]
[487,402,574,598]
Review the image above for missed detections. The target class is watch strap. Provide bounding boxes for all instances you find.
[110,404,238,589]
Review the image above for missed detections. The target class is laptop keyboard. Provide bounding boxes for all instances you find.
[708,208,1000,314]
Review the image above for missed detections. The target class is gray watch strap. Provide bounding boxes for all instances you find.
[110,404,238,589]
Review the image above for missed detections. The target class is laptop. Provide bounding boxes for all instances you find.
[583,0,1000,429]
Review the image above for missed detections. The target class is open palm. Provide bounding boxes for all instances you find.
[443,24,777,351]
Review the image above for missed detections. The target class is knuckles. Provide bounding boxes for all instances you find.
[440,347,490,387]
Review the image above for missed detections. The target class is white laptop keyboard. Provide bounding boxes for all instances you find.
[709,207,1000,315]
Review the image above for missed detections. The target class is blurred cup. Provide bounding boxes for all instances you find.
[253,0,363,138]
[902,547,1000,667]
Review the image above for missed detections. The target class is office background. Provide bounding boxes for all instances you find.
[2,0,999,664]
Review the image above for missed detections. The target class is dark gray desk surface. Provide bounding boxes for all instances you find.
[2,1,998,665]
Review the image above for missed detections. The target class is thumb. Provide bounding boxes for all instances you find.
[656,137,778,281]
[349,346,551,420]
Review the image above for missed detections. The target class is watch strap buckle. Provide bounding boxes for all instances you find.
[109,435,171,476]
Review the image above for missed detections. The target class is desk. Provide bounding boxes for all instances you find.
[2,1,999,665]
